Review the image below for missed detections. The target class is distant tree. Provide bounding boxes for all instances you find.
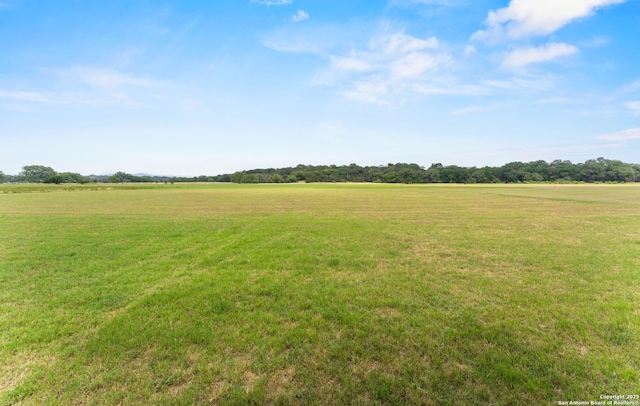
[20,165,56,183]
[439,165,468,183]
[549,160,576,182]
[108,171,153,183]
[291,171,306,181]
[270,174,284,183]
[44,175,64,184]
[59,172,90,184]
[225,158,639,185]
[606,163,636,182]
[523,172,544,182]
[229,172,244,183]
[0,171,6,184]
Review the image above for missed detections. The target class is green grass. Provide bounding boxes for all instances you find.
[1,183,638,405]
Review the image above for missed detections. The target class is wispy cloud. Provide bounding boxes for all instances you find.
[502,42,579,68]
[292,10,309,22]
[621,81,640,92]
[264,21,570,104]
[389,0,464,7]
[537,97,576,104]
[598,128,640,141]
[66,67,163,90]
[320,31,453,104]
[0,89,58,103]
[473,0,627,42]
[521,142,622,157]
[251,0,292,6]
[330,56,372,73]
[451,104,494,116]
[482,76,554,92]
[263,26,449,96]
[579,36,610,48]
[261,25,342,54]
[0,67,169,109]
[462,45,476,56]
[625,101,640,114]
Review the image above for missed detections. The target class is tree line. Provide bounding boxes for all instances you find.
[0,166,229,184]
[1,158,639,185]
[0,165,92,184]
[226,158,640,184]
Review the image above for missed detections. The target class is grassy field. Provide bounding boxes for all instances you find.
[1,183,638,405]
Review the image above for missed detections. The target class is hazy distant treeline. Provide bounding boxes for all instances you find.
[227,158,640,184]
[0,166,229,184]
[1,158,639,184]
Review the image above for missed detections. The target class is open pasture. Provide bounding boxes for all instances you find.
[1,183,638,404]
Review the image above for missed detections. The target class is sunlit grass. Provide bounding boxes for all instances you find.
[1,183,638,404]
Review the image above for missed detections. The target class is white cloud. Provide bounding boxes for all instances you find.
[67,67,162,90]
[266,28,452,104]
[463,45,476,56]
[332,32,451,104]
[598,128,640,141]
[625,101,640,114]
[342,79,392,105]
[473,0,627,42]
[264,21,570,105]
[251,0,292,6]
[391,52,450,79]
[330,56,372,72]
[384,32,438,53]
[292,10,309,22]
[502,42,579,68]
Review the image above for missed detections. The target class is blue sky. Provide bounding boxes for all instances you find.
[1,0,639,176]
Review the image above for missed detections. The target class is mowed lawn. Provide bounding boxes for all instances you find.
[0,183,638,405]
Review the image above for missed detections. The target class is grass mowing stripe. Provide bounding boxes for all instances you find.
[1,183,638,404]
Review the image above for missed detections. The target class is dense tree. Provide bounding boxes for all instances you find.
[20,165,56,183]
[4,158,640,185]
[225,158,640,184]
[44,175,64,184]
[108,172,158,183]
[59,172,90,184]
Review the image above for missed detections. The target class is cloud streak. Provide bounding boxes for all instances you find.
[0,89,57,103]
[598,128,640,141]
[0,67,169,110]
[251,0,292,6]
[68,67,163,91]
[473,0,627,42]
[502,42,579,68]
[625,101,640,114]
[389,0,464,7]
